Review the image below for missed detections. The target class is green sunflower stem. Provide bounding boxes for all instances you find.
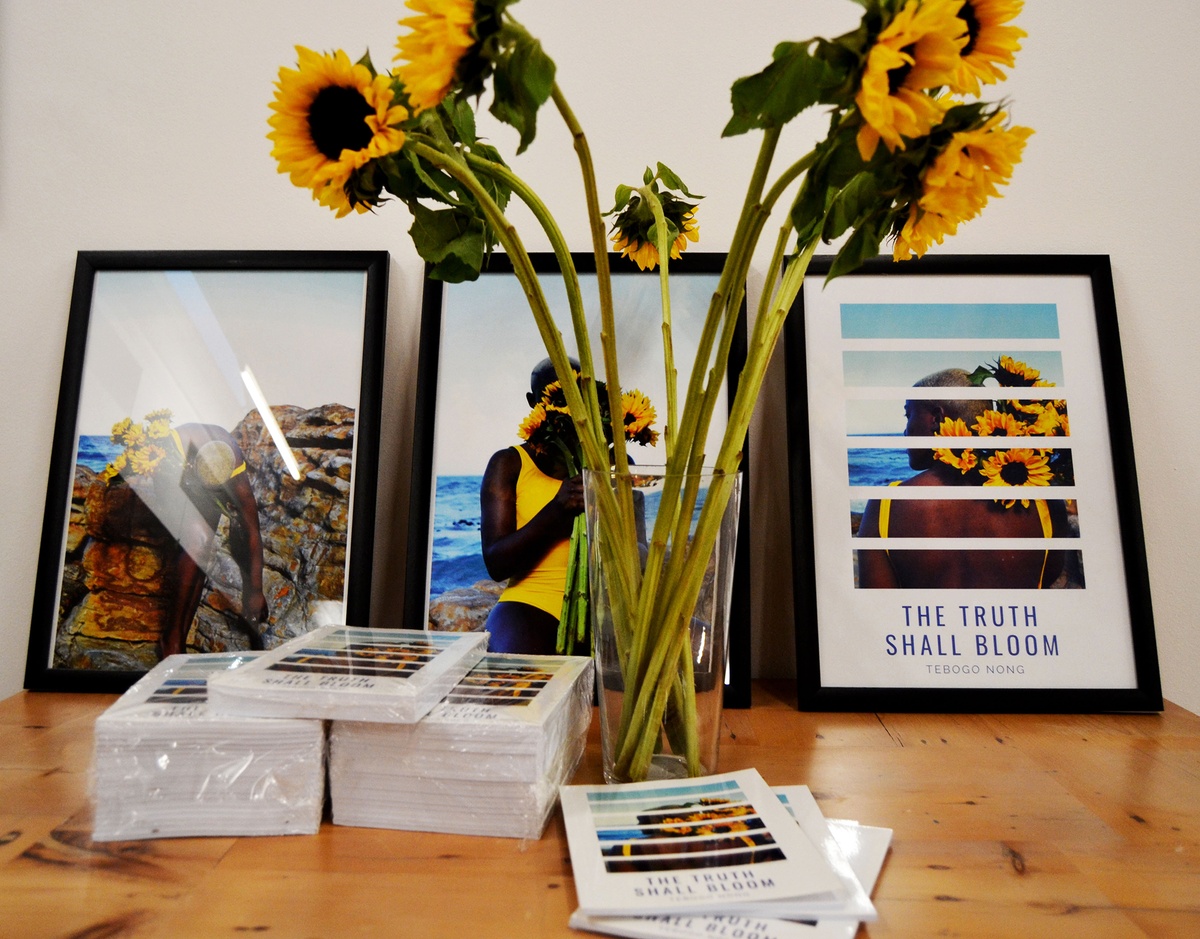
[607,131,825,782]
[557,513,589,655]
[550,82,644,663]
[641,186,679,463]
[463,150,606,460]
[411,140,638,610]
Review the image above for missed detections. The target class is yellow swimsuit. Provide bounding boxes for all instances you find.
[878,486,1054,588]
[497,446,570,616]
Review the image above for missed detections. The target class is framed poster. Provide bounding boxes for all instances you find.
[786,254,1162,712]
[405,252,753,707]
[25,250,389,693]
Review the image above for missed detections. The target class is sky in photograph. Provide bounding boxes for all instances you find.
[842,349,1065,389]
[432,269,729,476]
[840,303,1060,339]
[76,269,368,436]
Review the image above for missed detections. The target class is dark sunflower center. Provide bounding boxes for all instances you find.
[999,461,1030,485]
[960,2,981,57]
[308,86,374,160]
[888,44,917,95]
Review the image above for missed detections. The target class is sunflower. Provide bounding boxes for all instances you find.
[517,403,547,441]
[146,415,174,440]
[935,416,972,437]
[1008,398,1045,416]
[110,417,133,444]
[621,389,659,447]
[1026,403,1065,436]
[101,452,128,484]
[952,0,1026,96]
[394,0,477,113]
[933,447,978,473]
[993,354,1042,386]
[612,207,700,272]
[854,0,967,160]
[129,445,169,477]
[122,424,147,449]
[892,110,1032,259]
[269,47,408,218]
[979,446,1053,494]
[539,379,572,413]
[973,409,1027,436]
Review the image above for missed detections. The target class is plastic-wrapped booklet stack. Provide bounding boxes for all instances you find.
[206,624,488,723]
[91,653,326,842]
[329,653,594,839]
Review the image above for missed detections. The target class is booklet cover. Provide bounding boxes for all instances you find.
[206,625,488,722]
[428,653,593,724]
[568,788,893,939]
[561,769,848,918]
[97,652,261,722]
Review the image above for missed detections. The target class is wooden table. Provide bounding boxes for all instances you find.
[2,682,1198,938]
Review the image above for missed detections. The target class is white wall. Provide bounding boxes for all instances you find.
[3,1,1197,713]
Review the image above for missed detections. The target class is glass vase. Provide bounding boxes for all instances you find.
[583,465,742,784]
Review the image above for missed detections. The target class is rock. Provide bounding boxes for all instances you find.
[53,403,357,669]
[427,580,504,633]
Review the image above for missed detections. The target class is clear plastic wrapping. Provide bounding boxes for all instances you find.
[329,653,594,839]
[205,624,489,723]
[91,653,326,842]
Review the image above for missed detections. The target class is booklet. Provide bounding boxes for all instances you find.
[568,787,892,938]
[331,653,593,780]
[206,625,488,722]
[328,654,594,838]
[561,769,849,918]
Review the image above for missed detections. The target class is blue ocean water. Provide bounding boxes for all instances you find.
[77,435,123,472]
[430,476,488,599]
[847,447,912,487]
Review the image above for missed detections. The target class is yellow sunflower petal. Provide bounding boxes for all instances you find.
[394,0,477,114]
[952,0,1027,96]
[855,0,966,153]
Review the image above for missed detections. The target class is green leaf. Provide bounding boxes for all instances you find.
[723,40,843,137]
[409,203,486,282]
[355,50,378,77]
[446,94,477,148]
[655,162,703,200]
[489,28,556,153]
[468,141,513,214]
[823,170,883,242]
[608,184,634,215]
[826,215,888,281]
[402,148,468,208]
[966,365,994,386]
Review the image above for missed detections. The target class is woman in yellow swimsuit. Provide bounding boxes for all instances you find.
[479,359,585,653]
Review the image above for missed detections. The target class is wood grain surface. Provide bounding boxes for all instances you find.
[1,682,1197,938]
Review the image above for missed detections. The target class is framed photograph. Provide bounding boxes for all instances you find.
[405,252,753,707]
[25,250,389,693]
[786,254,1162,712]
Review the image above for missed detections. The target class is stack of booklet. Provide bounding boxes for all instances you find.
[561,768,892,939]
[206,624,488,723]
[329,653,594,839]
[91,653,326,842]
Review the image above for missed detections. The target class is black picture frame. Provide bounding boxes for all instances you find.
[785,254,1162,712]
[404,251,753,708]
[25,250,389,693]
